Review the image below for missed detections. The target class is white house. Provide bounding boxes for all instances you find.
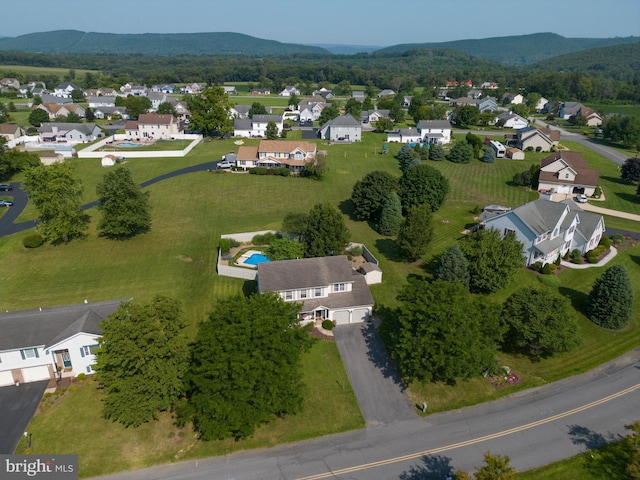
[53,82,84,98]
[88,96,116,108]
[537,151,600,197]
[416,120,452,144]
[38,123,103,144]
[279,85,300,97]
[318,114,362,142]
[124,113,180,140]
[496,112,528,129]
[233,114,283,138]
[0,300,123,386]
[386,127,423,144]
[257,255,375,325]
[482,198,605,267]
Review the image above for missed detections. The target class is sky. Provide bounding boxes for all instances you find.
[1,0,639,47]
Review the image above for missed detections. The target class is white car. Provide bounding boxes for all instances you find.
[577,194,588,203]
[216,159,236,169]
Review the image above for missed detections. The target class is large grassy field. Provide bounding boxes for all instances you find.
[4,131,640,476]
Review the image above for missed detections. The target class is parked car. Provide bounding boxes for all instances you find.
[0,184,12,191]
[0,199,13,207]
[577,194,588,203]
[216,159,236,170]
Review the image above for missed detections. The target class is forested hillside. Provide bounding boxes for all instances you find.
[375,32,640,65]
[0,30,329,56]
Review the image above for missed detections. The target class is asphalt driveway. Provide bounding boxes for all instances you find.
[333,321,416,427]
[0,380,48,453]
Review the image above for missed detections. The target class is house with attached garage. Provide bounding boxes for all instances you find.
[537,151,600,197]
[0,300,123,386]
[481,198,605,267]
[516,126,559,152]
[298,103,325,123]
[88,95,116,108]
[235,139,317,173]
[233,114,283,138]
[495,111,528,129]
[416,119,453,144]
[36,103,86,120]
[386,127,423,144]
[279,85,300,97]
[257,255,376,325]
[361,109,390,124]
[53,82,84,98]
[92,106,129,120]
[38,123,103,144]
[319,114,362,142]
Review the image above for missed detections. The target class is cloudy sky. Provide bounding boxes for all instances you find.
[2,0,638,46]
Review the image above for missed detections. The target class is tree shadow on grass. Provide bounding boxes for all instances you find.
[361,319,405,387]
[338,198,358,221]
[558,286,589,313]
[399,454,455,480]
[375,238,405,262]
[600,175,633,187]
[242,280,258,297]
[567,424,614,449]
[615,192,640,205]
[629,254,640,268]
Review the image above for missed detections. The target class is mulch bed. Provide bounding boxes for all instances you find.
[309,327,334,342]
[486,371,522,389]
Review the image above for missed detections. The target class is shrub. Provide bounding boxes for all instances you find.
[321,319,334,330]
[249,167,268,175]
[229,238,240,248]
[542,263,556,275]
[77,373,86,382]
[570,249,582,264]
[532,261,543,273]
[273,167,290,177]
[23,234,44,248]
[586,251,599,263]
[599,236,612,248]
[611,233,624,244]
[252,232,280,245]
[554,254,562,266]
[471,204,482,215]
[346,245,363,257]
[44,392,52,399]
[266,168,275,175]
[219,238,231,255]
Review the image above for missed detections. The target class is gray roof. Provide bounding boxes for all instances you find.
[258,255,354,292]
[40,94,72,104]
[417,120,452,130]
[39,123,101,136]
[322,114,361,128]
[0,300,124,351]
[252,114,282,122]
[561,200,605,242]
[233,118,252,130]
[511,199,568,236]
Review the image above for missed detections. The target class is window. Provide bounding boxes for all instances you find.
[300,289,308,299]
[332,283,347,292]
[503,228,515,237]
[20,348,39,360]
[284,291,293,301]
[314,287,322,297]
[80,345,99,357]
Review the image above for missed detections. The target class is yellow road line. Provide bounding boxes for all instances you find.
[297,383,640,480]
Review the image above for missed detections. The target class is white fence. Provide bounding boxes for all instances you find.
[76,134,202,159]
[216,230,279,281]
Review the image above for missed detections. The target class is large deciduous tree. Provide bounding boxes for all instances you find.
[586,264,633,329]
[267,236,304,261]
[453,105,479,128]
[95,296,190,427]
[28,108,49,127]
[122,95,152,119]
[0,141,40,180]
[621,157,640,182]
[385,278,503,383]
[502,287,579,358]
[181,293,313,440]
[350,170,398,221]
[459,229,525,293]
[603,114,640,147]
[396,203,433,261]
[23,162,87,244]
[474,452,517,480]
[433,244,470,289]
[397,163,449,213]
[96,166,151,239]
[303,203,350,257]
[186,86,233,137]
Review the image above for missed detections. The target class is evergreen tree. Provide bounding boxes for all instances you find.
[397,203,433,261]
[265,120,278,139]
[181,293,312,440]
[481,147,497,163]
[586,265,633,329]
[396,144,420,172]
[447,141,474,164]
[96,166,151,239]
[377,191,403,236]
[303,203,350,257]
[95,296,190,427]
[428,144,446,161]
[433,244,470,289]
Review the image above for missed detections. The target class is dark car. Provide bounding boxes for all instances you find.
[0,184,12,191]
[0,199,13,207]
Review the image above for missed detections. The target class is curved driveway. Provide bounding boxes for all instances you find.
[92,348,640,480]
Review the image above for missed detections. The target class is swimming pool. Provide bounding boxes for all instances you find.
[118,142,143,147]
[244,253,270,266]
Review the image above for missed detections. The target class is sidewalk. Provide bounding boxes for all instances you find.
[560,246,617,269]
[578,200,640,222]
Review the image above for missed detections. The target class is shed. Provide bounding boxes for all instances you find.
[101,154,117,167]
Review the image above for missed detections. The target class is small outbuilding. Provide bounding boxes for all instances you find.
[101,154,117,167]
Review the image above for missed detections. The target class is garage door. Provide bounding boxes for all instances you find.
[0,371,14,387]
[21,366,51,383]
[353,308,370,323]
[333,310,350,325]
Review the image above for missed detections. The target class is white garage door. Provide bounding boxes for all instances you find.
[0,370,14,387]
[21,366,51,383]
[353,308,370,323]
[333,310,350,325]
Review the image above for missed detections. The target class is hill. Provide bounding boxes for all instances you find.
[0,30,330,56]
[533,42,640,82]
[374,32,640,65]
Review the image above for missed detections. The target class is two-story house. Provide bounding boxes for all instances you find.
[537,151,600,197]
[53,82,84,98]
[279,85,300,97]
[124,113,180,140]
[257,256,375,325]
[482,199,605,267]
[416,120,453,144]
[0,300,123,386]
[318,114,362,142]
[233,114,283,138]
[235,140,317,173]
[517,126,559,152]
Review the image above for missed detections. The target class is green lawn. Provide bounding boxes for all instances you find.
[4,131,640,476]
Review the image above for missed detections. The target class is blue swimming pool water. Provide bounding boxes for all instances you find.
[244,253,270,266]
[118,142,143,147]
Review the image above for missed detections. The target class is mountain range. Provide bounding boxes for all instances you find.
[0,30,637,65]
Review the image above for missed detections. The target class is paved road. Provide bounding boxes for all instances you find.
[333,322,416,427]
[0,162,219,238]
[92,348,640,480]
